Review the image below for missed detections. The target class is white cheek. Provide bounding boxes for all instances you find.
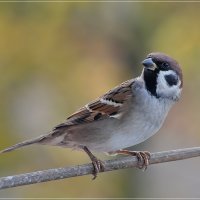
[156,70,182,100]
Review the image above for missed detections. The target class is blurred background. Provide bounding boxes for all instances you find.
[0,2,200,198]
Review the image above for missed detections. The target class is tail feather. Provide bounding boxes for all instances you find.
[0,135,46,153]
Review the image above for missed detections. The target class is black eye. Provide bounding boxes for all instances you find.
[161,62,169,69]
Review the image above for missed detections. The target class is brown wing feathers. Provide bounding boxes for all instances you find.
[0,80,135,153]
[53,79,134,130]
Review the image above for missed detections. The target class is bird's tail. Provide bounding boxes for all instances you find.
[0,134,47,154]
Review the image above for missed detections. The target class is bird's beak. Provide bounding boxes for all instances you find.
[142,58,157,71]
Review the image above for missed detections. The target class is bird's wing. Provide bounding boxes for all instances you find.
[0,79,136,153]
[53,79,135,130]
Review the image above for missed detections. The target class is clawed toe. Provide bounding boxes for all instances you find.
[91,158,105,180]
[133,151,151,170]
[83,146,105,180]
[116,149,151,170]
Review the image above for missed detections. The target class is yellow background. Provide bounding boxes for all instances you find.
[0,2,200,198]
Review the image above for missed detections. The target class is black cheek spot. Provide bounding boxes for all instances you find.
[165,74,178,86]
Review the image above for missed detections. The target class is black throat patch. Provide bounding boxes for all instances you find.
[143,68,159,98]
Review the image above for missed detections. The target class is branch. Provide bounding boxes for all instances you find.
[1,146,200,190]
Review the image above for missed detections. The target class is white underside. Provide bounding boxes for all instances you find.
[51,76,177,153]
[70,77,175,152]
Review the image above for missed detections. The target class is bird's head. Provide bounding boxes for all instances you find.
[141,52,183,101]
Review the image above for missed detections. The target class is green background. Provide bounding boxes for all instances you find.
[0,2,200,198]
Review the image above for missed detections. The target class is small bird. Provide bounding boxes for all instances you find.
[0,52,183,179]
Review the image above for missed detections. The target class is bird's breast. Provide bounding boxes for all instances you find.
[101,91,174,152]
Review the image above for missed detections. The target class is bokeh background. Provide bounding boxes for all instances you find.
[0,2,200,198]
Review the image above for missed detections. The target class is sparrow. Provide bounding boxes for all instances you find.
[0,52,183,179]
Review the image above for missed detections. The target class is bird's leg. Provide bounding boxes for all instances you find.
[115,149,151,170]
[83,146,105,179]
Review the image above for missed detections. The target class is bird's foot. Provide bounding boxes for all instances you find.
[90,157,105,180]
[83,146,105,179]
[116,149,151,170]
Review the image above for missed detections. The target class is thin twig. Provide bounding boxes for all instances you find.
[0,146,200,190]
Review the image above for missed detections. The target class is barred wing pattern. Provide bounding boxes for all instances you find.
[53,79,135,130]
